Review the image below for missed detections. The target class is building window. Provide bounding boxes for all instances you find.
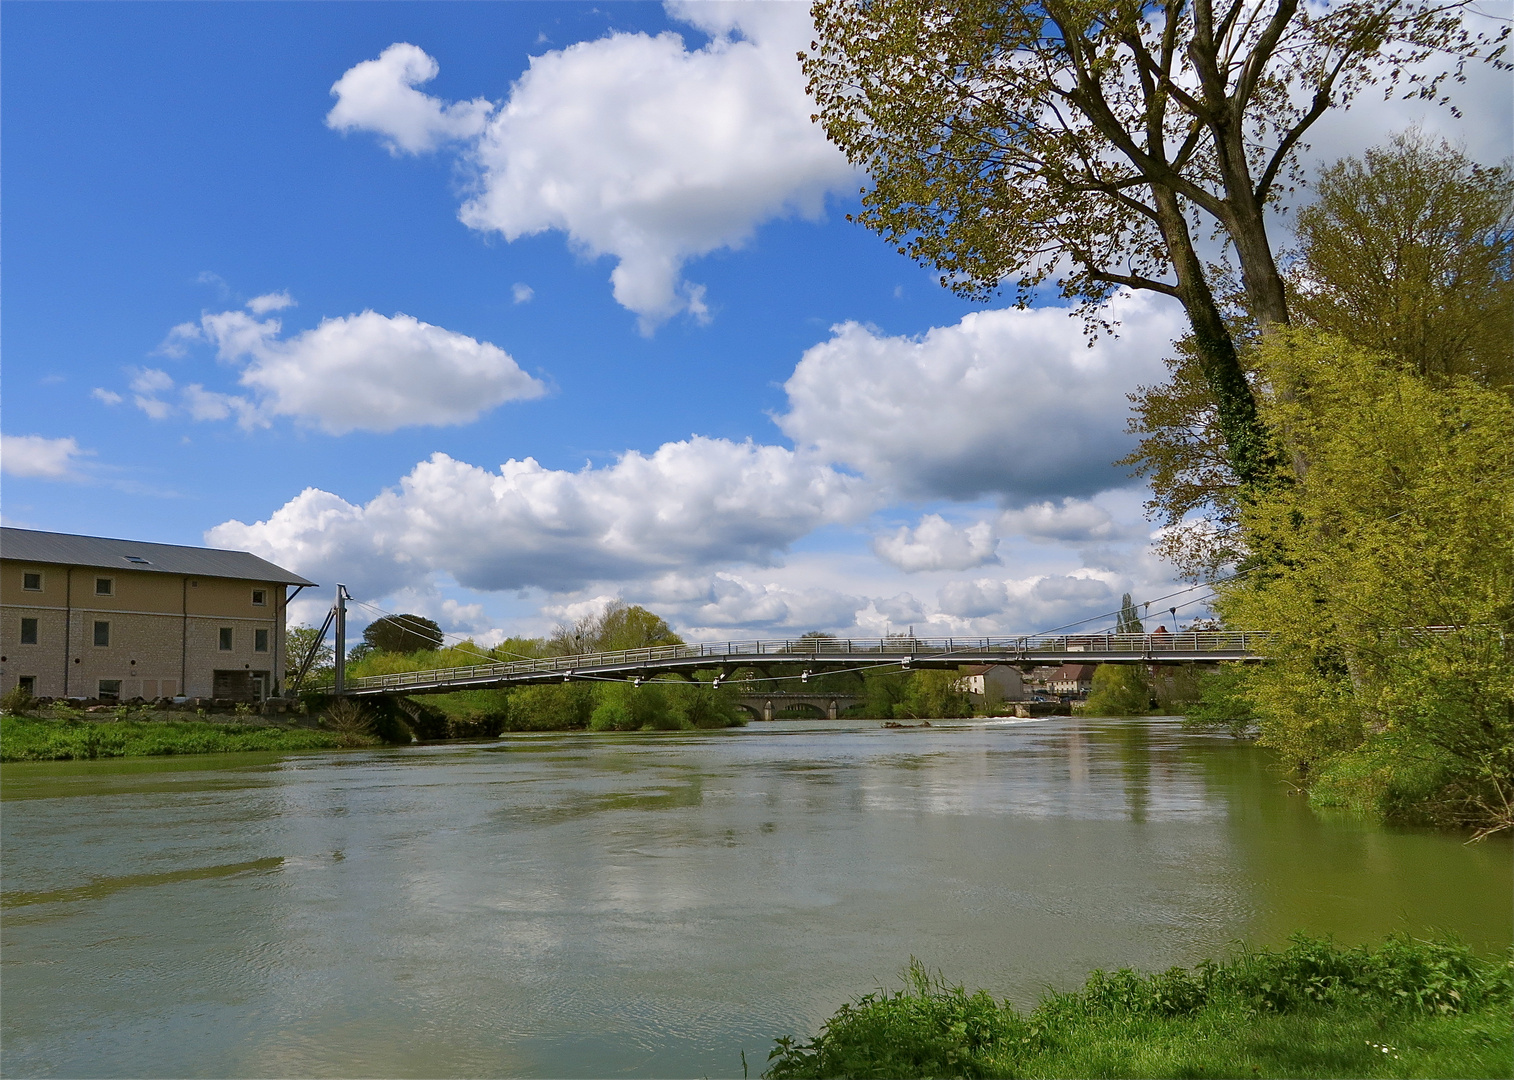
[95,577,114,596]
[93,621,111,647]
[254,628,269,652]
[219,627,234,651]
[98,679,122,701]
[20,618,39,645]
[22,572,42,591]
[17,676,36,696]
[251,589,267,606]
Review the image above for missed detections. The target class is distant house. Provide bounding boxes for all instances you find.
[953,664,1028,705]
[1048,663,1096,697]
[1,528,315,702]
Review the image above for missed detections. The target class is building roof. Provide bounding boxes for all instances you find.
[1056,663,1097,680]
[1,528,316,587]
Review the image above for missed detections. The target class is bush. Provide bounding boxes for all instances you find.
[1083,664,1151,717]
[765,935,1514,1079]
[1182,663,1259,736]
[1,685,36,716]
[508,683,596,731]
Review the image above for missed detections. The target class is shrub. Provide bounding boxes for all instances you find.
[1,685,36,716]
[1083,664,1151,716]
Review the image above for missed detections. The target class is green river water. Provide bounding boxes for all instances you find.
[2,715,1509,1077]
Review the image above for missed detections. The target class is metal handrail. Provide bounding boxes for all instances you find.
[345,631,1273,694]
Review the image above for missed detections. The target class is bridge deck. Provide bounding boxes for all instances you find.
[342,632,1268,697]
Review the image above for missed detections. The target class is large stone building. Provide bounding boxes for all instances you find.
[1,528,315,702]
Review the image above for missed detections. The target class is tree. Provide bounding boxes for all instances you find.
[802,0,1504,488]
[898,669,974,718]
[1084,663,1151,716]
[1126,132,1513,576]
[595,602,684,651]
[1217,331,1513,835]
[286,624,334,688]
[1116,593,1144,634]
[1291,129,1513,388]
[547,600,683,655]
[362,614,444,654]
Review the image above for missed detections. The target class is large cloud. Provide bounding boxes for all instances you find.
[329,7,853,328]
[778,292,1182,502]
[208,438,876,598]
[140,300,543,433]
[1,434,87,479]
[873,514,999,573]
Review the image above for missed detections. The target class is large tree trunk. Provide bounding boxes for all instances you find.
[1151,187,1276,488]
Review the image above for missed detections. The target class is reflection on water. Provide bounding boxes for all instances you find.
[3,716,1508,1078]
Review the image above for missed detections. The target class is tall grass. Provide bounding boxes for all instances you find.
[765,934,1513,1079]
[0,716,358,761]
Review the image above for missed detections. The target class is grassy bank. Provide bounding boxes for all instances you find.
[765,935,1512,1079]
[0,714,367,762]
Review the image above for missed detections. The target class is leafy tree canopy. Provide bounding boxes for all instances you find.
[548,600,684,655]
[802,0,1505,486]
[1290,128,1513,388]
[1217,330,1513,835]
[363,614,444,655]
[1126,131,1514,577]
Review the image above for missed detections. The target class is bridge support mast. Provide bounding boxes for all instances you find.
[333,584,348,694]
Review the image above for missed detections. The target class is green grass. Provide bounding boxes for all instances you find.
[764,935,1513,1079]
[0,714,364,761]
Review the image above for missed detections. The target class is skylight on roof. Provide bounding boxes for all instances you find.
[123,555,151,564]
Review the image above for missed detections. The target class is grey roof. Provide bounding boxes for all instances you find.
[1,528,316,587]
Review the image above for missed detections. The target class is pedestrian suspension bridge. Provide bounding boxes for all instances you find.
[297,585,1267,700]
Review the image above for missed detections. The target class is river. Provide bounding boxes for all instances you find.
[3,715,1509,1078]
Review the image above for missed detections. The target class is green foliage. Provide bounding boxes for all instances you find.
[1150,664,1204,715]
[1,684,37,716]
[286,623,334,688]
[362,613,444,654]
[548,600,683,655]
[1219,331,1514,836]
[1182,664,1259,736]
[800,3,1502,490]
[0,715,357,761]
[508,683,597,731]
[345,642,501,679]
[859,668,912,719]
[1083,664,1151,717]
[589,680,745,732]
[1292,130,1513,390]
[765,935,1514,1079]
[1115,593,1144,635]
[897,669,972,720]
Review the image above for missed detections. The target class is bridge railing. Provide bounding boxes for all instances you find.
[344,631,1271,694]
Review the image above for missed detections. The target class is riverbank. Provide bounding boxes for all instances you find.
[764,935,1513,1079]
[0,713,368,761]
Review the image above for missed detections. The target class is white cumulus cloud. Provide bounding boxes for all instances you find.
[0,434,87,479]
[778,292,1181,502]
[331,8,853,329]
[136,304,544,434]
[873,514,1000,572]
[208,438,877,597]
[326,42,494,155]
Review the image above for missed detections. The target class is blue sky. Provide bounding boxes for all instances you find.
[4,1,1509,642]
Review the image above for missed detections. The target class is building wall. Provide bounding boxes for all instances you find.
[954,665,1027,705]
[1,561,289,699]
